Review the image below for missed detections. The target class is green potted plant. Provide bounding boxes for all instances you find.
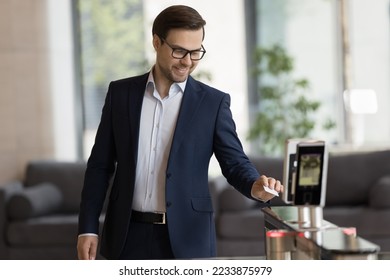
[247,44,335,156]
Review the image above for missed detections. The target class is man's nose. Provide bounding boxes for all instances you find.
[180,53,192,65]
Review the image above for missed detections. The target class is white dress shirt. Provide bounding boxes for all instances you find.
[132,71,185,213]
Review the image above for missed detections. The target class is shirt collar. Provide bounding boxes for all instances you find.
[146,68,187,95]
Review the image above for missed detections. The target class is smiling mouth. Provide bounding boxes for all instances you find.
[174,67,189,75]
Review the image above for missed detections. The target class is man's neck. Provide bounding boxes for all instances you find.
[152,67,172,99]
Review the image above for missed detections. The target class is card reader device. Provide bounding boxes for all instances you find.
[282,139,328,206]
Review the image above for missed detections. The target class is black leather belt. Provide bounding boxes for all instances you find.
[131,210,166,224]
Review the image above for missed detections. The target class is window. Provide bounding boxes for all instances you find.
[75,0,148,158]
[249,0,390,151]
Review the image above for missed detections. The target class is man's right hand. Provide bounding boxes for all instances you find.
[77,235,99,260]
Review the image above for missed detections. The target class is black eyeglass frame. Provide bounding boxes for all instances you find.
[160,38,206,61]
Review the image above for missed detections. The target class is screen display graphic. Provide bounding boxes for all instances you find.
[298,153,322,187]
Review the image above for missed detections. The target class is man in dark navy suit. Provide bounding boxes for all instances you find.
[77,5,283,260]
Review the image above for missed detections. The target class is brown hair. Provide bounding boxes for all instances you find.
[152,5,206,40]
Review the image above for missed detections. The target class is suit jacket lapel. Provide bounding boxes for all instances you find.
[169,76,205,157]
[128,73,149,163]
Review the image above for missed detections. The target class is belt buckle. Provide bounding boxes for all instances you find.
[155,212,166,224]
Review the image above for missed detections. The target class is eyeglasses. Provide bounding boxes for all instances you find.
[161,38,206,61]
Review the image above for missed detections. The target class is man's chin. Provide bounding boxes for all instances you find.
[171,74,188,83]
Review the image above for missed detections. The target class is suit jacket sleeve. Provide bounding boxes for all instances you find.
[78,83,117,235]
[212,94,260,199]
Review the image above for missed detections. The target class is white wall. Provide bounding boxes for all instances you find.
[350,0,390,146]
[47,0,78,160]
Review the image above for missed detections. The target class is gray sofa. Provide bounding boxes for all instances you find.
[213,149,390,257]
[0,160,107,260]
[1,149,390,259]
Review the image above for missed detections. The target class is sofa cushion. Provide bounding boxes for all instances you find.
[369,176,390,209]
[217,209,265,239]
[324,207,390,237]
[326,150,390,206]
[219,188,257,211]
[249,156,284,180]
[6,214,105,246]
[6,215,79,246]
[7,183,63,220]
[24,161,86,213]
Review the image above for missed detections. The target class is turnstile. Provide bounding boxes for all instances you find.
[262,206,380,260]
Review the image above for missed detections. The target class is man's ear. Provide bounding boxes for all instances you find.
[152,34,161,51]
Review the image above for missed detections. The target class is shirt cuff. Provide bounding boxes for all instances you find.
[78,233,98,238]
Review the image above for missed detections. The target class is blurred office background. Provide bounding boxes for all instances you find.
[1,0,389,184]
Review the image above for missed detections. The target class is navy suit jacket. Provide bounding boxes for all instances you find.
[78,73,260,259]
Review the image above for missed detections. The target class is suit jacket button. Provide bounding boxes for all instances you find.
[166,202,172,207]
[166,173,172,178]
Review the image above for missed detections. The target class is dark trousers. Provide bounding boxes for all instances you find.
[119,221,174,259]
